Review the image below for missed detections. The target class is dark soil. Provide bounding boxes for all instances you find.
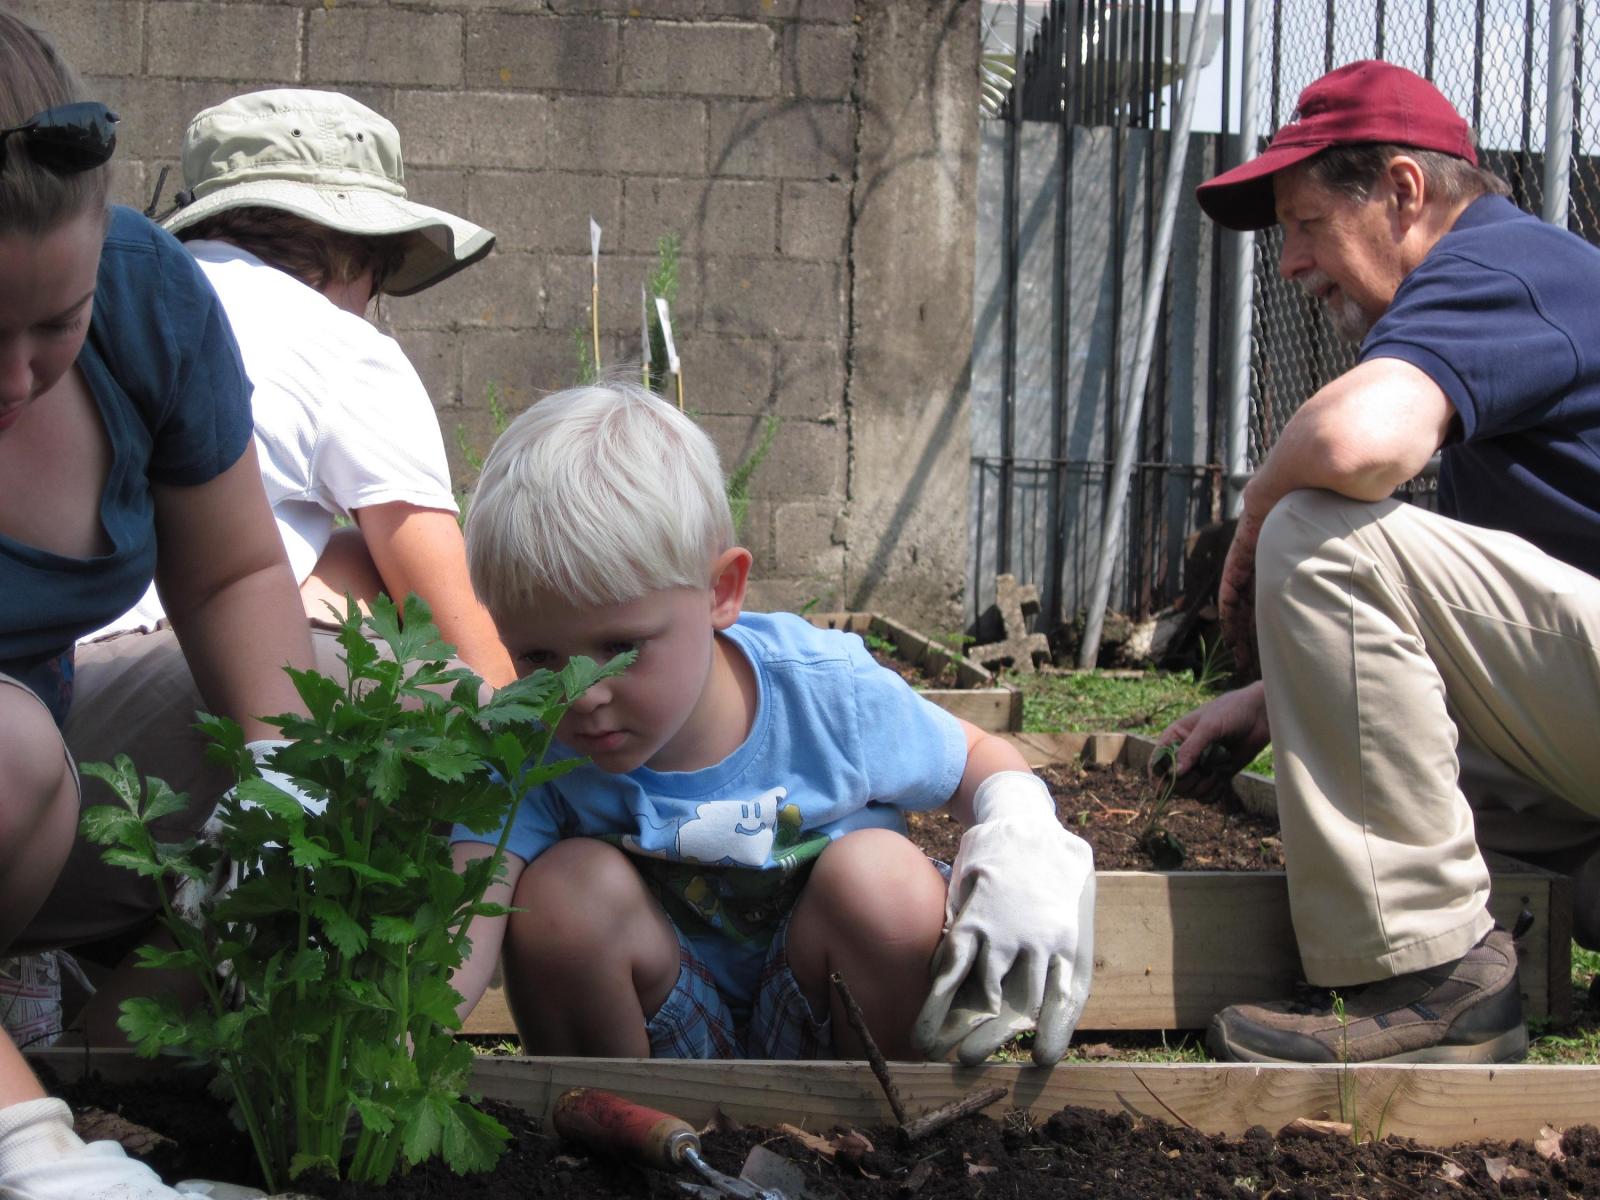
[46,761,1590,1200]
[866,645,961,689]
[48,1067,1600,1199]
[906,759,1285,871]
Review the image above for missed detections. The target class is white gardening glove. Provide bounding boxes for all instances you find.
[239,740,325,819]
[173,739,322,926]
[913,771,1096,1067]
[0,1096,265,1199]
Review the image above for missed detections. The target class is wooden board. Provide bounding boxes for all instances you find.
[805,611,1022,731]
[462,1056,1600,1146]
[32,1048,1600,1147]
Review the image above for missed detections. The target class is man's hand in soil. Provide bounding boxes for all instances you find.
[913,771,1095,1067]
[1218,509,1264,675]
[1154,681,1270,800]
[0,1097,262,1199]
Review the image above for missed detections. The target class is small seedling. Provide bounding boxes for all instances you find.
[1138,745,1186,869]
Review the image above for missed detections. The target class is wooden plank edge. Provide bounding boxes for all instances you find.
[463,1057,1600,1146]
[30,1052,1599,1147]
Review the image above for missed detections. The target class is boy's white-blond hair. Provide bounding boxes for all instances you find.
[466,380,736,611]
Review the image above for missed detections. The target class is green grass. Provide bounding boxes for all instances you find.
[1006,666,1274,775]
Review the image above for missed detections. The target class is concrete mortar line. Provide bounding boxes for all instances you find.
[838,0,865,599]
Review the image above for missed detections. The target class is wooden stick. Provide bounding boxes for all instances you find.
[829,972,907,1127]
[900,1085,1009,1142]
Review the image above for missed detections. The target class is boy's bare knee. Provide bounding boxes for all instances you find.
[508,837,662,947]
[803,829,945,945]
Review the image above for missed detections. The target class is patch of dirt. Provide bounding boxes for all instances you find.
[866,645,961,689]
[47,1068,1600,1199]
[906,759,1285,871]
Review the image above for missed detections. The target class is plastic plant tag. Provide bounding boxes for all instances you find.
[589,217,601,263]
[654,296,680,375]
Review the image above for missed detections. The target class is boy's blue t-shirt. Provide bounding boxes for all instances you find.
[0,206,253,723]
[1361,195,1600,577]
[456,611,968,995]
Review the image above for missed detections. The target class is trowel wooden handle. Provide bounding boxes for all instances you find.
[552,1088,699,1170]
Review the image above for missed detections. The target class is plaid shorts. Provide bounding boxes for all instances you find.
[644,910,832,1060]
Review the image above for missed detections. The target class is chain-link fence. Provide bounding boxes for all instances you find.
[974,0,1590,636]
[1249,0,1587,459]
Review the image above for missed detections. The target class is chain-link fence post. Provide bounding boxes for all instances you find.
[1545,0,1576,226]
[1224,0,1266,519]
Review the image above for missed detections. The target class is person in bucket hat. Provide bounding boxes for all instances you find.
[1158,60,1600,1065]
[90,89,515,688]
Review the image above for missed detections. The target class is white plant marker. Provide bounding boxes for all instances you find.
[589,217,602,373]
[654,295,683,410]
[641,284,651,390]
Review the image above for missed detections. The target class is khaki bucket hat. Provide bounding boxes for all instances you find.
[161,89,494,296]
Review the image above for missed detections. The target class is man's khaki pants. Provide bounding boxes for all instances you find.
[1256,491,1600,986]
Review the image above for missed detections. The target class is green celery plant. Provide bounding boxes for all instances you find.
[81,595,630,1192]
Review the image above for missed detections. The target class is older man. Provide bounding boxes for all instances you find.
[1160,59,1600,1065]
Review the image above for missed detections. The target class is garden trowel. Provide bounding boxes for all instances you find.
[553,1087,795,1200]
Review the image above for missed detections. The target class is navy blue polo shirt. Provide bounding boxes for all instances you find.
[0,206,252,722]
[1362,195,1600,578]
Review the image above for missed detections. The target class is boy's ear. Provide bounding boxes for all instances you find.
[708,546,753,629]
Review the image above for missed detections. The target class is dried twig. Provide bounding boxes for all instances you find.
[900,1085,1009,1142]
[831,972,908,1126]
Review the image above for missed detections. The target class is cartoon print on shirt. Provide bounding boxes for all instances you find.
[676,788,786,865]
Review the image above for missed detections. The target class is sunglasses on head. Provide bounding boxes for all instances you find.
[0,101,118,176]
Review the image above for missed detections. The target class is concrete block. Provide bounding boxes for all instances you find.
[736,498,777,572]
[622,177,777,256]
[391,91,548,171]
[700,414,844,500]
[700,258,841,340]
[747,575,846,617]
[707,100,851,179]
[779,180,848,259]
[544,252,701,337]
[703,0,856,21]
[389,250,544,332]
[148,3,300,82]
[782,22,855,100]
[85,76,250,161]
[678,336,775,413]
[14,1,140,76]
[406,167,469,226]
[308,8,462,88]
[622,21,777,98]
[461,328,583,424]
[388,328,463,409]
[471,170,621,254]
[775,500,849,576]
[774,339,843,419]
[549,95,705,175]
[466,13,617,92]
[550,0,700,14]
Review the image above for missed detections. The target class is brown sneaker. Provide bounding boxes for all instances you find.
[1207,928,1528,1064]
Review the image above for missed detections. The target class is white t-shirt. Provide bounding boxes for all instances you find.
[84,241,458,638]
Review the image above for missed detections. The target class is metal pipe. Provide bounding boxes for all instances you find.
[1223,0,1262,520]
[1544,0,1576,227]
[1077,0,1215,667]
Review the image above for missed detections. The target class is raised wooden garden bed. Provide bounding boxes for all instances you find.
[462,730,1570,1036]
[1013,731,1573,1028]
[804,611,1023,732]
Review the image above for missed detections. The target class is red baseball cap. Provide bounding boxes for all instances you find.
[1196,60,1477,231]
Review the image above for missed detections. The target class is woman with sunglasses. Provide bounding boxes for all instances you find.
[0,13,315,1198]
[87,89,516,692]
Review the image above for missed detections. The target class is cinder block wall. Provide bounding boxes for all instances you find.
[14,0,978,631]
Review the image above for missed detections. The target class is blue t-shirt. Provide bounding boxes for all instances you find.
[1362,195,1600,576]
[455,611,968,1006]
[0,207,253,723]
